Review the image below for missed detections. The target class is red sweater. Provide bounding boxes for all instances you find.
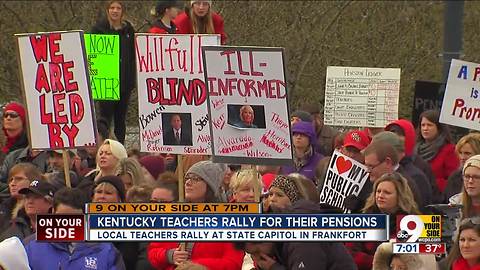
[173,12,227,44]
[148,242,244,270]
[453,257,480,270]
[428,143,459,193]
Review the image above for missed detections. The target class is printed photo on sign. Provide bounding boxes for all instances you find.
[203,46,293,165]
[440,59,480,131]
[16,30,97,149]
[227,104,266,129]
[162,113,193,146]
[319,150,370,212]
[136,34,220,154]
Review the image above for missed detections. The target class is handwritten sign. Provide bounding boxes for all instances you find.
[319,150,370,213]
[203,46,293,165]
[84,34,120,100]
[440,59,480,130]
[324,66,401,127]
[136,34,220,154]
[16,31,97,149]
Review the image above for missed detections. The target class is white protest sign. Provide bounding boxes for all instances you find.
[136,34,220,154]
[16,31,97,149]
[324,66,400,127]
[203,46,293,165]
[440,59,480,130]
[319,150,370,213]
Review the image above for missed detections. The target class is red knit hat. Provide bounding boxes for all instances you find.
[4,102,26,125]
[139,155,166,180]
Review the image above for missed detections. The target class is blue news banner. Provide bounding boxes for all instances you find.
[86,214,388,242]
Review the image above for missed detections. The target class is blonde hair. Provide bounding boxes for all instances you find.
[189,5,215,35]
[230,169,263,201]
[363,173,420,214]
[115,158,145,186]
[456,133,480,156]
[93,182,119,201]
[126,184,153,202]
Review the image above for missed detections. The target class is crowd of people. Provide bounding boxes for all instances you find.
[0,0,479,270]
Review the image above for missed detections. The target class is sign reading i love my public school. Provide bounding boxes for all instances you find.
[319,150,370,213]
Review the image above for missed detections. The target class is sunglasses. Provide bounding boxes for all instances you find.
[3,111,19,119]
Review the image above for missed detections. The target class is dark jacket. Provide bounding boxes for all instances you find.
[0,147,49,183]
[269,200,357,270]
[163,128,193,146]
[445,169,463,203]
[0,196,16,232]
[397,166,424,210]
[0,208,33,241]
[399,156,432,208]
[148,20,177,34]
[113,242,141,270]
[24,234,126,270]
[412,154,443,203]
[91,18,136,95]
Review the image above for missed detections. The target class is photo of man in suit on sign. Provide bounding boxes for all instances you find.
[163,113,193,146]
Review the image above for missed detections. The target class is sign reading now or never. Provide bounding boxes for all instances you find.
[84,34,120,100]
[37,214,85,241]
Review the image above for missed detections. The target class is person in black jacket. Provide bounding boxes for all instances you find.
[91,1,135,144]
[235,200,357,270]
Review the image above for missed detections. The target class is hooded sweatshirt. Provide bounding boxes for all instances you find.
[281,122,323,181]
[386,119,441,204]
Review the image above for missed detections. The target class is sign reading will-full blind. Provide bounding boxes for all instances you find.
[84,34,120,100]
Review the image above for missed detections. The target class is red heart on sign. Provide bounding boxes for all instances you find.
[336,156,352,175]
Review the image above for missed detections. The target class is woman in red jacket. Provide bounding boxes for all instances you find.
[415,110,459,194]
[446,218,480,270]
[147,161,244,270]
[173,0,227,44]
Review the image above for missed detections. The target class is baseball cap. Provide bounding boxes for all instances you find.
[19,180,56,201]
[343,130,370,151]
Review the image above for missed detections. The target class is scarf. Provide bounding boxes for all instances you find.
[415,133,446,162]
[293,146,313,170]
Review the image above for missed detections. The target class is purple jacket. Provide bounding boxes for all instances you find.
[281,152,323,181]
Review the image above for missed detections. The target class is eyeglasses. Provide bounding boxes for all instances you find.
[184,175,203,184]
[3,111,19,119]
[463,174,480,182]
[365,160,384,172]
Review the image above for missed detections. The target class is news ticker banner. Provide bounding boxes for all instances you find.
[37,213,388,242]
[85,203,261,214]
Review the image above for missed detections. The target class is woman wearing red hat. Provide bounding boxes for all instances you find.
[173,0,227,44]
[1,102,28,158]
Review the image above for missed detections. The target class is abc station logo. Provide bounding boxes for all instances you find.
[396,215,441,243]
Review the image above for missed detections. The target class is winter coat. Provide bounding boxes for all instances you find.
[345,211,404,270]
[270,242,357,270]
[173,12,227,44]
[23,234,125,270]
[452,257,480,270]
[0,208,33,241]
[0,196,17,232]
[445,169,463,203]
[147,242,244,270]
[281,151,322,181]
[0,147,49,183]
[373,242,437,270]
[413,154,443,203]
[91,18,136,96]
[148,20,177,34]
[397,166,424,209]
[399,157,432,208]
[428,143,459,193]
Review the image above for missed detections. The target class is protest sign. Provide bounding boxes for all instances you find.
[319,150,370,213]
[412,80,443,127]
[16,30,97,149]
[136,34,220,154]
[440,59,480,131]
[202,46,293,165]
[84,34,120,100]
[324,66,401,127]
